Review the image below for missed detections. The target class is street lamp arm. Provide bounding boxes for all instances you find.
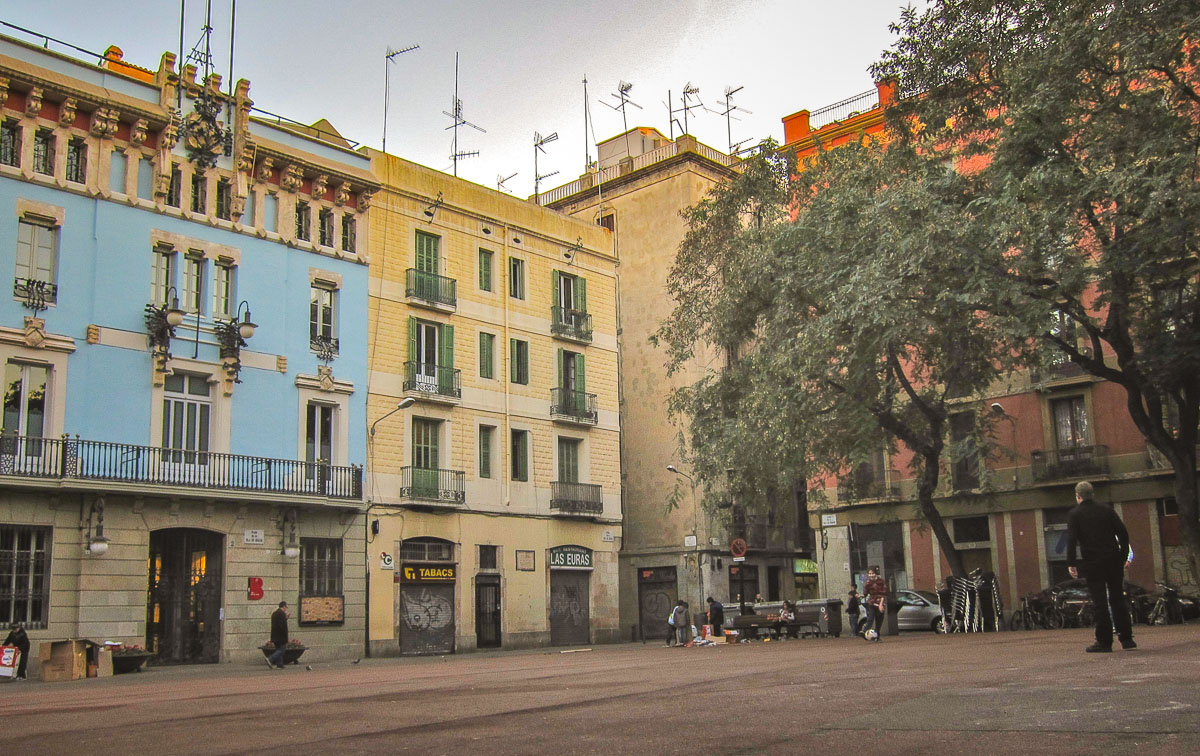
[370,397,416,437]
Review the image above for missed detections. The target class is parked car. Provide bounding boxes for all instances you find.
[895,589,946,633]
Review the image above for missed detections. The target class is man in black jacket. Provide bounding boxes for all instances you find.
[1066,481,1136,653]
[266,601,290,668]
[706,597,725,638]
[3,623,30,680]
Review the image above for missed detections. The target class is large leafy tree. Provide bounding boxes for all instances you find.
[874,0,1200,585]
[655,137,1018,579]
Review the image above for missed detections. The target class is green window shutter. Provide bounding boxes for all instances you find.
[407,316,417,363]
[416,231,439,274]
[552,270,560,310]
[575,276,587,312]
[575,353,587,412]
[438,324,455,393]
[479,333,493,379]
[479,426,491,478]
[518,432,528,481]
[479,249,492,291]
[556,347,564,390]
[510,338,518,383]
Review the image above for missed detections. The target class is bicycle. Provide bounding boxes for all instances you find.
[1145,583,1184,625]
[1010,593,1058,631]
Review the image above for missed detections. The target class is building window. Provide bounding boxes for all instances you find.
[181,254,205,314]
[305,402,334,469]
[310,284,337,352]
[479,544,498,570]
[950,410,979,490]
[0,120,19,167]
[479,249,493,291]
[557,348,585,394]
[555,271,586,313]
[216,178,232,220]
[509,339,529,385]
[415,231,439,274]
[413,417,440,469]
[299,538,342,597]
[166,163,182,207]
[511,429,529,482]
[295,201,311,241]
[15,219,58,296]
[161,372,211,464]
[263,193,278,233]
[213,261,235,319]
[65,138,86,183]
[3,362,49,444]
[479,332,495,379]
[109,148,128,193]
[318,208,334,247]
[32,129,54,176]
[400,537,452,562]
[341,214,356,253]
[953,516,990,545]
[1043,507,1072,585]
[137,157,154,200]
[152,246,176,305]
[597,213,614,231]
[1051,396,1088,449]
[509,257,525,300]
[190,173,207,213]
[479,425,494,479]
[0,525,52,629]
[558,437,580,483]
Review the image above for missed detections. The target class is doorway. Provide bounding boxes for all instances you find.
[146,528,223,665]
[475,575,501,648]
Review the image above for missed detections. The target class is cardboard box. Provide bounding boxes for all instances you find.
[38,640,112,682]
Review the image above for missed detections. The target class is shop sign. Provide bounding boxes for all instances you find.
[400,563,456,583]
[247,577,264,600]
[820,514,838,527]
[380,552,395,570]
[549,545,592,569]
[794,558,819,575]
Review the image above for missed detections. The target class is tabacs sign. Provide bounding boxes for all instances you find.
[400,563,456,583]
[549,545,593,570]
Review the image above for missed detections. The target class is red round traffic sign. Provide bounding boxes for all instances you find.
[730,538,747,558]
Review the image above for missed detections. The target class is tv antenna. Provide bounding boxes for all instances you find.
[381,43,419,154]
[443,52,486,176]
[533,131,559,204]
[603,81,642,162]
[497,172,517,193]
[679,82,704,136]
[716,85,753,155]
[183,0,216,80]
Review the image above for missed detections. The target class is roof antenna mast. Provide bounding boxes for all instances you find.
[443,52,486,177]
[717,85,753,155]
[533,131,559,205]
[382,42,420,154]
[602,81,642,162]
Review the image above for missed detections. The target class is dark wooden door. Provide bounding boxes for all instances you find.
[475,576,501,648]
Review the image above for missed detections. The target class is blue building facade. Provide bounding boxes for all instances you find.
[0,34,377,666]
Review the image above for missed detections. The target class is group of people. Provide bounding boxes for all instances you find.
[667,597,729,645]
[846,566,889,641]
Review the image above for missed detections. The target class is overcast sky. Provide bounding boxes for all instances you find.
[3,1,911,198]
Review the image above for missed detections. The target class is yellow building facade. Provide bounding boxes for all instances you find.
[365,153,620,654]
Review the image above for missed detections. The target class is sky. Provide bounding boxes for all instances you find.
[1,0,912,198]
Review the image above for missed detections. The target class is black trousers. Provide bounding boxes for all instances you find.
[1085,560,1134,647]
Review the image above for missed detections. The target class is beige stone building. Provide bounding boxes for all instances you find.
[364,152,621,654]
[544,129,812,641]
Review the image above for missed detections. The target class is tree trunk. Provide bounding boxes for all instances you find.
[917,449,965,578]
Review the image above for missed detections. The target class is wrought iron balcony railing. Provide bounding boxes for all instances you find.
[406,268,457,308]
[403,361,462,399]
[835,478,901,504]
[551,306,592,342]
[400,466,465,504]
[310,335,339,360]
[0,434,362,499]
[550,480,604,516]
[550,387,598,425]
[1031,445,1108,482]
[13,277,57,310]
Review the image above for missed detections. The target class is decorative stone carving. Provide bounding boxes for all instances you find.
[0,77,9,109]
[23,317,46,348]
[58,98,77,127]
[86,324,100,344]
[236,144,255,172]
[311,174,328,200]
[334,182,350,207]
[130,118,149,146]
[161,111,181,149]
[316,365,336,392]
[357,189,374,212]
[89,107,119,138]
[25,87,43,118]
[280,163,303,192]
[276,355,288,373]
[256,157,274,183]
[230,193,246,218]
[183,93,225,168]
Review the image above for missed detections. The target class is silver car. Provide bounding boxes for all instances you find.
[896,589,946,633]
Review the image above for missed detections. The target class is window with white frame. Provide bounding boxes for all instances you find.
[213,260,236,319]
[32,129,54,176]
[509,257,525,300]
[161,372,211,464]
[305,401,334,469]
[309,284,337,354]
[65,138,86,183]
[300,537,343,598]
[109,148,127,194]
[182,253,206,314]
[15,219,59,302]
[152,245,176,305]
[0,525,52,629]
[2,361,49,454]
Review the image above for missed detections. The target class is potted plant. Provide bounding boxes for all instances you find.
[258,638,306,665]
[110,644,152,674]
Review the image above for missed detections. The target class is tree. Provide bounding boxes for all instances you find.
[654,137,1020,578]
[874,0,1200,585]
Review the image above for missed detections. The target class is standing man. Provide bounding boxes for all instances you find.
[862,566,888,641]
[1067,481,1136,653]
[706,597,725,639]
[846,586,863,638]
[266,601,290,668]
[3,622,30,681]
[670,600,690,646]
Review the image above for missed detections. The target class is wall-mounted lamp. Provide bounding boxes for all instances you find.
[423,191,444,222]
[370,397,416,437]
[214,300,257,383]
[144,285,186,366]
[83,497,109,555]
[563,236,584,264]
[280,508,299,559]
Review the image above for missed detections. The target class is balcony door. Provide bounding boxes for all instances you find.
[2,362,49,471]
[161,373,211,483]
[412,418,440,497]
[414,320,439,391]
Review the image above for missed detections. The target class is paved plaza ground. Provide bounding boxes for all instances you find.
[1,624,1197,755]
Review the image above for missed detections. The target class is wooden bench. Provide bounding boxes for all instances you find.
[730,614,822,640]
